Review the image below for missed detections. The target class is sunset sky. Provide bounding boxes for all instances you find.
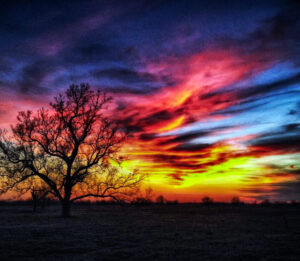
[0,0,299,202]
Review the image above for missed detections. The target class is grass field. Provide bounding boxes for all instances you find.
[0,204,299,260]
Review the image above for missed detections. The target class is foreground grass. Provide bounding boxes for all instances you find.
[0,204,299,260]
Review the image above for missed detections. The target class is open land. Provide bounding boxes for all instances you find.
[0,203,299,260]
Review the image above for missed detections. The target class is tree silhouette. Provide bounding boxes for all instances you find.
[133,187,154,204]
[231,196,241,205]
[156,195,165,204]
[30,184,50,212]
[0,83,142,217]
[202,196,213,205]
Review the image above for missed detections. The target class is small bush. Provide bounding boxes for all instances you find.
[202,196,214,205]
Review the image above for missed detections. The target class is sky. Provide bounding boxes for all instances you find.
[0,0,299,202]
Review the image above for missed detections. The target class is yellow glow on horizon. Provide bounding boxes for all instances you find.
[118,137,300,202]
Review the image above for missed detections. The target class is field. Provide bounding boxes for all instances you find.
[0,203,299,260]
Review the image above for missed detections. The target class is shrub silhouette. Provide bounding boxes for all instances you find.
[202,196,214,205]
[231,196,241,205]
[261,199,271,205]
[156,195,165,204]
[132,187,155,205]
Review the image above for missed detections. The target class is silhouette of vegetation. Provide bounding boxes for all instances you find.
[0,83,142,217]
[167,199,179,205]
[30,185,50,212]
[133,197,152,205]
[202,196,214,205]
[144,187,154,202]
[231,196,242,205]
[133,187,154,205]
[156,195,165,204]
[261,199,271,205]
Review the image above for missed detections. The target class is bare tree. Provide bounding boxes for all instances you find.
[0,83,142,217]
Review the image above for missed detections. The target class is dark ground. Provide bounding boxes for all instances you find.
[0,203,299,260]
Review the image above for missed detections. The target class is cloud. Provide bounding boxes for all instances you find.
[94,68,158,84]
[237,73,300,100]
[218,1,300,65]
[240,160,300,201]
[209,72,300,117]
[17,60,53,95]
[157,131,211,146]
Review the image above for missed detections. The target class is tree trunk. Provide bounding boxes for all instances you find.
[33,199,37,213]
[61,200,72,217]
